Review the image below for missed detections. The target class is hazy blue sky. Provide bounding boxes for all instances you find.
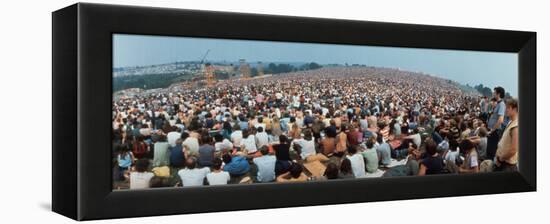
[113,34,518,95]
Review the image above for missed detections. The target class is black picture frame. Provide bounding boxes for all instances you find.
[52,3,536,221]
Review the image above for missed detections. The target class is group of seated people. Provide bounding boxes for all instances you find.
[113,96,518,190]
[112,68,518,190]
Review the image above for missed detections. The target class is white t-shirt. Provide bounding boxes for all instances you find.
[178,167,210,187]
[255,132,270,148]
[293,138,316,159]
[231,130,243,146]
[215,139,234,152]
[241,135,257,153]
[346,153,366,178]
[129,172,155,189]
[182,137,200,154]
[206,171,230,185]
[167,131,181,147]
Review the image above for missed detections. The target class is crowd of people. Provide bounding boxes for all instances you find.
[112,67,519,190]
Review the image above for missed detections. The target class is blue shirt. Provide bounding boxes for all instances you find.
[253,155,276,182]
[488,100,506,130]
[170,145,185,167]
[223,156,250,175]
[118,153,132,168]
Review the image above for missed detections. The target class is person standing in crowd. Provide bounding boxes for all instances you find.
[495,98,519,172]
[486,87,506,160]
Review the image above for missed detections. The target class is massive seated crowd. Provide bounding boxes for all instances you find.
[111,67,519,190]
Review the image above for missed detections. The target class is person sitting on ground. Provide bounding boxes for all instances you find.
[346,145,366,178]
[468,127,488,161]
[181,131,200,156]
[361,138,379,173]
[178,157,210,187]
[255,126,270,149]
[443,138,460,165]
[222,153,250,177]
[322,162,340,180]
[117,144,134,181]
[169,138,186,168]
[152,134,170,167]
[418,139,445,176]
[230,124,243,151]
[338,158,355,179]
[458,139,479,173]
[276,162,308,183]
[206,158,230,185]
[320,127,337,156]
[214,133,233,153]
[252,146,277,183]
[128,159,154,190]
[335,124,348,157]
[375,133,391,167]
[240,129,258,154]
[198,135,215,167]
[273,135,292,175]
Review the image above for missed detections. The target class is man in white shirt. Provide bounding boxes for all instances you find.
[255,127,270,149]
[166,128,181,147]
[214,134,234,152]
[178,158,210,187]
[231,128,243,149]
[206,158,230,185]
[241,130,257,154]
[346,146,366,178]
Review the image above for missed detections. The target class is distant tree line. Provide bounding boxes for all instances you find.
[113,73,190,92]
[474,84,511,98]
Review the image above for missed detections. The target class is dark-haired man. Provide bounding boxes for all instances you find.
[486,86,506,160]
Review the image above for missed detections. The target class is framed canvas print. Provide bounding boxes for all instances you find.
[52,3,536,221]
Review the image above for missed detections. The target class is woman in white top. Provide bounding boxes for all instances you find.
[128,159,155,190]
[206,158,230,185]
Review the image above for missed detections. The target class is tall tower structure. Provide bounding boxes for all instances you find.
[205,63,216,87]
[239,59,251,79]
[257,61,264,76]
